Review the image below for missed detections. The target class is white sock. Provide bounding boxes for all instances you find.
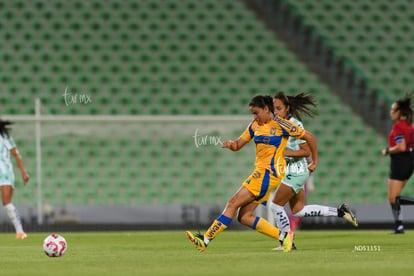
[4,203,24,233]
[294,205,338,217]
[270,202,290,241]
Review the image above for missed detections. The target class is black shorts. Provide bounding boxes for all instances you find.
[390,152,414,181]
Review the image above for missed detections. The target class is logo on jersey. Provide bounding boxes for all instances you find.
[254,136,273,144]
[270,127,276,135]
[252,171,261,178]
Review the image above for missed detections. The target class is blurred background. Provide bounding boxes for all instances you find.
[0,0,413,231]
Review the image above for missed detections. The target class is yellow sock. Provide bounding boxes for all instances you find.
[204,214,232,243]
[253,216,280,239]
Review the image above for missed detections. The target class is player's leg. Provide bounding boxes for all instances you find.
[271,170,311,235]
[387,154,412,233]
[292,199,358,227]
[388,178,406,233]
[270,183,294,238]
[395,164,414,206]
[288,207,301,231]
[397,195,414,205]
[269,183,296,252]
[238,169,284,240]
[206,185,255,240]
[288,188,306,230]
[269,189,306,251]
[238,202,280,240]
[186,185,254,251]
[289,189,305,214]
[1,185,26,239]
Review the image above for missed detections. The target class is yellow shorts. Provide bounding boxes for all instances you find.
[242,168,282,204]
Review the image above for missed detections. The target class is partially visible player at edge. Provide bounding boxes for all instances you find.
[270,92,358,250]
[381,94,414,234]
[0,120,29,239]
[186,95,318,252]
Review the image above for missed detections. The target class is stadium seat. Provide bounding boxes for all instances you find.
[286,0,414,100]
[1,0,394,207]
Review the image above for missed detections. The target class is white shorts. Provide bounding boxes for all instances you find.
[0,170,15,187]
[282,163,309,193]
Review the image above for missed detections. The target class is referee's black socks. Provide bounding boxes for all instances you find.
[397,196,414,205]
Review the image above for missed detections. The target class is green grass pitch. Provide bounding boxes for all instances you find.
[0,230,412,276]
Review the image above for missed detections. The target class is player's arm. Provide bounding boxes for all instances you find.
[10,147,29,184]
[382,136,407,155]
[284,142,310,158]
[275,115,317,169]
[300,131,318,172]
[222,137,248,151]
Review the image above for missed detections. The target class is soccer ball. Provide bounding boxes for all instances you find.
[43,233,68,257]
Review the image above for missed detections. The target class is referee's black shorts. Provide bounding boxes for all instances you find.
[390,151,414,181]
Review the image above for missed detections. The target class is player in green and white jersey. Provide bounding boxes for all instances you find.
[283,116,310,194]
[270,92,358,250]
[0,120,29,239]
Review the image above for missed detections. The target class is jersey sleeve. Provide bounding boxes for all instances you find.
[292,119,306,145]
[5,136,16,150]
[275,116,306,139]
[393,123,406,143]
[239,121,255,142]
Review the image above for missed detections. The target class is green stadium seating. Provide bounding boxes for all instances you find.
[285,0,414,100]
[2,0,398,207]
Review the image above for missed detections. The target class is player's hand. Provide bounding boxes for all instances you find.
[221,140,234,149]
[307,162,317,172]
[21,171,29,185]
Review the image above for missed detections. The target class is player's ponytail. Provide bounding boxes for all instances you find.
[396,94,413,124]
[249,95,274,114]
[274,92,317,121]
[0,119,13,137]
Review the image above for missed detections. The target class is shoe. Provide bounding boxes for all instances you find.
[338,203,358,227]
[393,225,405,234]
[186,231,207,252]
[272,241,297,251]
[272,245,284,251]
[16,233,27,239]
[282,231,294,253]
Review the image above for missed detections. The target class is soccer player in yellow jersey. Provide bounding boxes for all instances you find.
[186,95,318,252]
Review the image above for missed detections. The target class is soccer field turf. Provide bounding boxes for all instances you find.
[0,230,412,276]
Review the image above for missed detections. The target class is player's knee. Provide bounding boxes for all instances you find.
[237,213,245,224]
[237,212,243,223]
[388,195,397,204]
[237,212,250,225]
[395,196,401,205]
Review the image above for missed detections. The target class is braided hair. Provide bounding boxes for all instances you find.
[274,92,317,121]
